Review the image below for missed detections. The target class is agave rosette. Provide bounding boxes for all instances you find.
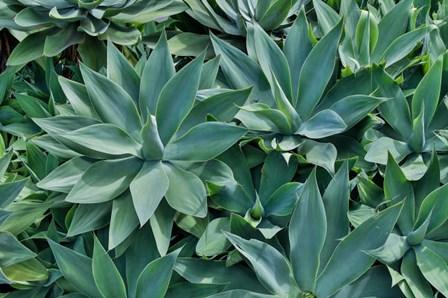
[33,35,248,249]
[176,164,404,297]
[352,152,448,297]
[2,0,188,65]
[364,51,448,182]
[210,12,388,173]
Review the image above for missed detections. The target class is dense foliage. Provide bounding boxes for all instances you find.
[1,0,448,297]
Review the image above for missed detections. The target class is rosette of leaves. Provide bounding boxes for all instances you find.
[2,0,188,65]
[210,14,388,173]
[354,153,448,297]
[364,52,448,181]
[183,148,302,252]
[175,164,405,297]
[33,35,248,250]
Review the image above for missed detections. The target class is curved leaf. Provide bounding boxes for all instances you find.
[164,122,247,162]
[66,157,142,204]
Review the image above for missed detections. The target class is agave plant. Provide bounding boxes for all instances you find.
[2,0,188,65]
[364,51,448,181]
[185,149,302,248]
[175,164,404,297]
[210,13,388,173]
[350,152,448,297]
[33,35,248,250]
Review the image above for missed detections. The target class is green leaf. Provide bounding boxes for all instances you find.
[0,152,12,179]
[365,233,410,264]
[92,236,127,298]
[59,77,99,119]
[373,67,412,138]
[59,124,142,157]
[139,32,174,118]
[284,8,312,101]
[371,0,413,61]
[2,258,48,282]
[0,178,28,209]
[252,23,292,100]
[236,104,293,134]
[412,58,443,126]
[166,283,226,298]
[196,217,231,257]
[174,258,265,292]
[80,63,142,140]
[329,95,387,129]
[109,191,139,249]
[199,55,221,89]
[210,33,271,104]
[37,157,93,193]
[409,109,425,153]
[401,250,434,298]
[164,122,246,162]
[130,161,169,226]
[156,53,204,145]
[296,21,343,118]
[296,110,347,139]
[364,137,412,165]
[44,25,84,57]
[135,249,181,298]
[163,163,207,217]
[382,26,428,67]
[263,182,302,217]
[224,233,299,296]
[33,116,100,136]
[415,245,448,296]
[289,168,326,292]
[16,94,50,118]
[256,0,291,30]
[66,157,142,204]
[313,0,341,35]
[26,141,47,180]
[67,202,112,236]
[0,232,36,267]
[107,41,140,105]
[332,265,404,298]
[150,200,175,256]
[271,74,301,130]
[125,224,159,297]
[7,31,48,66]
[414,151,440,209]
[416,183,448,233]
[259,151,298,203]
[179,88,252,135]
[384,154,415,234]
[48,240,102,298]
[316,203,402,297]
[320,162,350,270]
[407,209,432,246]
[297,140,337,175]
[140,115,164,160]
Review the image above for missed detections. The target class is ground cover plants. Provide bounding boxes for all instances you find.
[1,0,448,297]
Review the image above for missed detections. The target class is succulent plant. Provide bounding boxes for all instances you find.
[1,0,188,65]
[33,34,248,250]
